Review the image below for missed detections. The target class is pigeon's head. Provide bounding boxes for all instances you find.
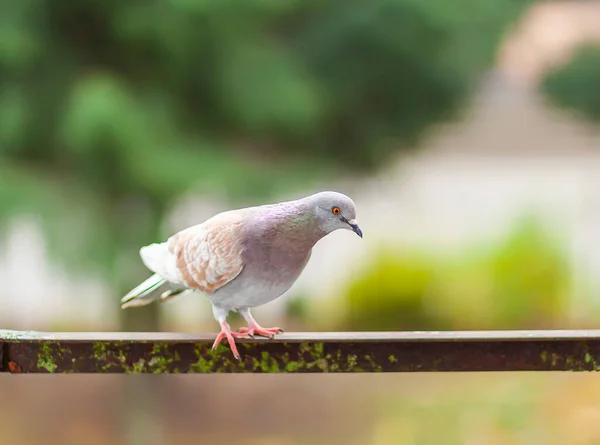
[308,191,362,238]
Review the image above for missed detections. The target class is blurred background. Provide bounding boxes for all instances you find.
[2,0,600,443]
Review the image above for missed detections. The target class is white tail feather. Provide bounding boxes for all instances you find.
[139,242,180,282]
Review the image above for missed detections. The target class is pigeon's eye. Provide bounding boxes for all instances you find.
[332,207,341,215]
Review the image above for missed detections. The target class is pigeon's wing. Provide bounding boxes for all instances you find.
[162,210,246,295]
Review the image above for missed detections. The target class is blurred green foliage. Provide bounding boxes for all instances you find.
[0,0,530,307]
[541,45,600,122]
[341,216,571,330]
[343,249,439,330]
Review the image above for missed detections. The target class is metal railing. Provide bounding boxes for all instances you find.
[2,330,600,373]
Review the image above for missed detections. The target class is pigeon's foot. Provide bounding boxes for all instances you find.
[237,323,284,339]
[212,322,250,360]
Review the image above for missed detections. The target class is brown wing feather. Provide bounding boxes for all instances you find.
[167,210,246,295]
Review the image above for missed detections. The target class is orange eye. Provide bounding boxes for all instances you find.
[332,207,341,215]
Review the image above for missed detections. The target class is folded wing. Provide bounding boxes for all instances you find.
[166,210,246,294]
[121,210,246,308]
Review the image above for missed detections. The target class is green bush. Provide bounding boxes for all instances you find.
[340,216,572,330]
[342,249,444,330]
[480,217,571,328]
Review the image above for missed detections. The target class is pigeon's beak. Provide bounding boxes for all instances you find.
[347,219,363,238]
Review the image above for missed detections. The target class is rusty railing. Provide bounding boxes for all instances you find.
[2,330,600,373]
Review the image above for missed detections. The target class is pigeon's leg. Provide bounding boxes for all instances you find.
[211,305,249,360]
[236,308,284,339]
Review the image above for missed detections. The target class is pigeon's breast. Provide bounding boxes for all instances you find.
[207,263,307,309]
[208,237,313,309]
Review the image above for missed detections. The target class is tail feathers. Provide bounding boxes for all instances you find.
[121,274,168,309]
[121,274,191,309]
[158,288,193,304]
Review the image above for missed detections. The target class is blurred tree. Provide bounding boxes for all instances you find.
[541,44,600,123]
[0,0,531,328]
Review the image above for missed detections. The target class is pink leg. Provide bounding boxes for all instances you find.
[212,321,250,360]
[237,308,284,339]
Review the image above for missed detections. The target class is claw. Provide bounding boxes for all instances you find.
[237,324,284,339]
[212,322,250,360]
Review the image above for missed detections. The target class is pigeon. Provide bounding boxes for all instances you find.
[120,191,363,360]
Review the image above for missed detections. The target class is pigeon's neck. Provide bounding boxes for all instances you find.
[263,200,326,248]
